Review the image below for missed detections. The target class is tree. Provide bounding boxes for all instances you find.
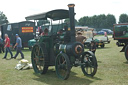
[78,16,89,26]
[0,11,9,25]
[91,15,98,27]
[119,14,128,23]
[64,18,78,26]
[106,14,116,28]
[97,14,107,28]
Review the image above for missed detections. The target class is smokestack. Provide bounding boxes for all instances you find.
[68,4,76,42]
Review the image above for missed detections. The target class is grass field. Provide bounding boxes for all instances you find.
[0,36,128,85]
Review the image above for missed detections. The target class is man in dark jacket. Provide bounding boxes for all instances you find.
[0,36,4,53]
[89,40,96,54]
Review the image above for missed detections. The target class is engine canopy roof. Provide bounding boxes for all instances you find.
[25,9,69,20]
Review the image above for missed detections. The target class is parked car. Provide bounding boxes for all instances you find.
[84,38,105,48]
[101,29,113,34]
[97,31,105,35]
[94,36,110,43]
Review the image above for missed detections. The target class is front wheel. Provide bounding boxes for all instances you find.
[81,51,98,77]
[125,45,128,60]
[55,53,71,80]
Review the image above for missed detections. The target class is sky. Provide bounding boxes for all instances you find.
[0,0,128,23]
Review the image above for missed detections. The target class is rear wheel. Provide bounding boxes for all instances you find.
[31,43,49,74]
[55,53,71,80]
[81,51,98,77]
[125,45,128,60]
[108,41,110,43]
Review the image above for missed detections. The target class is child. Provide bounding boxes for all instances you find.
[89,40,96,54]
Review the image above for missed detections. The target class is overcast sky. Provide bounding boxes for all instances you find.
[0,0,128,23]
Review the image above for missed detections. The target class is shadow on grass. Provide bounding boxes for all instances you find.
[97,61,102,63]
[12,48,31,52]
[5,58,13,60]
[96,47,111,49]
[32,69,102,85]
[92,76,101,80]
[4,58,23,61]
[123,61,128,64]
[85,47,111,51]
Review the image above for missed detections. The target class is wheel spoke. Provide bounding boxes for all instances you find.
[86,67,88,74]
[40,58,44,60]
[38,62,42,70]
[62,60,66,64]
[90,67,92,74]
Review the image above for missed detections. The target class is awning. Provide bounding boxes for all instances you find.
[25,9,69,20]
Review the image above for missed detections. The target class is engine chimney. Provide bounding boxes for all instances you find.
[68,4,76,42]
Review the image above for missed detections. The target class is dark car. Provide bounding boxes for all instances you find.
[101,29,113,34]
[97,30,105,35]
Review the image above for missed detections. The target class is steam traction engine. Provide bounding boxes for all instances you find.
[25,4,98,80]
[113,23,128,61]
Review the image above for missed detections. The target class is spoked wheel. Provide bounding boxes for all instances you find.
[31,43,49,74]
[55,53,71,80]
[81,51,98,77]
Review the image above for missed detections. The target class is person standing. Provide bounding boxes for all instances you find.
[89,41,96,54]
[0,36,4,53]
[104,31,107,37]
[43,28,48,36]
[76,31,86,45]
[3,34,13,59]
[13,34,24,59]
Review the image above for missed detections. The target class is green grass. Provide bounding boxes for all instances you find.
[0,37,128,85]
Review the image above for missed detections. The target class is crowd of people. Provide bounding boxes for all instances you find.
[0,34,24,59]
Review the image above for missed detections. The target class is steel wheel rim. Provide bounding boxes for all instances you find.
[56,55,67,79]
[32,45,44,73]
[55,53,70,80]
[81,53,97,76]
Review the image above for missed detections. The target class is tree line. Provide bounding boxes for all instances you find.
[77,14,128,29]
[78,14,116,29]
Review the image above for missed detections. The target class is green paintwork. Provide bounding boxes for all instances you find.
[58,44,67,53]
[39,36,51,52]
[114,24,128,38]
[28,39,36,47]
